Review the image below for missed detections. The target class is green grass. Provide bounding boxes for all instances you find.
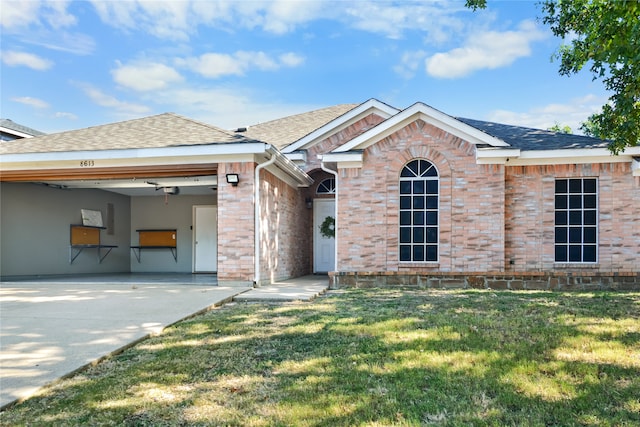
[2,288,639,426]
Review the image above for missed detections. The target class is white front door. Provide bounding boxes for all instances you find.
[313,199,336,273]
[193,205,217,273]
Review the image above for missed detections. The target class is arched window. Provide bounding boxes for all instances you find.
[316,178,336,194]
[399,159,439,262]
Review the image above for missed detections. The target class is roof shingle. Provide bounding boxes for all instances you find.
[0,113,256,155]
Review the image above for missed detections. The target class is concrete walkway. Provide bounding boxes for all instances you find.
[0,275,328,409]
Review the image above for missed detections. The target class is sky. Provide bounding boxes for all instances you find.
[1,0,609,135]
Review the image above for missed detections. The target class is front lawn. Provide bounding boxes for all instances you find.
[1,288,639,426]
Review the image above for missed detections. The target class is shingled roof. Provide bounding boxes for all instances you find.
[456,117,610,151]
[239,104,358,149]
[0,119,46,138]
[0,113,256,155]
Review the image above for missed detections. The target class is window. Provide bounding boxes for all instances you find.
[316,178,335,194]
[554,178,598,263]
[399,159,439,262]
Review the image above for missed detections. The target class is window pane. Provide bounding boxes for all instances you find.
[555,211,567,225]
[413,211,424,225]
[426,245,437,261]
[555,245,568,262]
[569,227,582,243]
[555,195,567,209]
[400,245,411,261]
[426,180,438,194]
[400,196,411,209]
[426,227,438,243]
[426,196,438,209]
[413,245,424,261]
[584,227,597,243]
[413,227,425,243]
[426,212,437,225]
[583,245,597,262]
[400,227,411,243]
[413,196,424,209]
[413,181,424,194]
[400,211,411,225]
[583,179,596,193]
[555,227,568,243]
[569,211,582,225]
[569,245,582,262]
[584,210,596,225]
[419,161,431,176]
[569,195,582,209]
[584,195,596,209]
[555,179,567,193]
[569,179,582,193]
[400,181,412,194]
[425,165,438,177]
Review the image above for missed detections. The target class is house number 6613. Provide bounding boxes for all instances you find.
[80,160,95,167]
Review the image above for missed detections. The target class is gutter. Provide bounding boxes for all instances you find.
[254,147,277,286]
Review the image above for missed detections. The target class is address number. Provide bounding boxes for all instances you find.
[80,160,95,167]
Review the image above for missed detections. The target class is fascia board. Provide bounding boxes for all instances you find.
[284,151,307,163]
[0,126,36,139]
[267,147,314,187]
[334,102,509,153]
[475,148,521,164]
[0,142,269,170]
[281,99,400,154]
[321,152,363,169]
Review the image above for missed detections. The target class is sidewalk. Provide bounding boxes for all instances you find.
[235,275,329,302]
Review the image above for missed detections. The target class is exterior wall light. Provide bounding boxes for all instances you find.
[226,173,239,186]
[306,197,313,209]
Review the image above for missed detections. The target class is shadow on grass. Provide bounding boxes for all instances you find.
[2,289,639,426]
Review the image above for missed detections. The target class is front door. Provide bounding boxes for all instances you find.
[193,205,217,272]
[313,199,336,273]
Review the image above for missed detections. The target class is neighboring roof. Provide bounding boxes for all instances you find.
[0,113,256,155]
[0,119,46,138]
[239,104,358,149]
[456,117,611,151]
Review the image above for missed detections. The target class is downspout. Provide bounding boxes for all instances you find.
[320,159,339,273]
[254,147,277,286]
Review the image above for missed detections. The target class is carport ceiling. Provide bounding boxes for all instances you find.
[40,175,218,196]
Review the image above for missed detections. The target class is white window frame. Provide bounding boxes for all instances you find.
[399,159,439,263]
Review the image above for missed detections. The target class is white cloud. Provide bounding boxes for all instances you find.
[11,96,50,109]
[393,50,427,79]
[0,0,76,30]
[2,50,53,70]
[55,112,79,120]
[149,85,319,129]
[425,20,548,79]
[485,94,606,133]
[178,51,305,79]
[112,61,183,92]
[75,82,151,115]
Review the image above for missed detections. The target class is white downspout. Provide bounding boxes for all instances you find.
[320,159,338,273]
[254,148,277,286]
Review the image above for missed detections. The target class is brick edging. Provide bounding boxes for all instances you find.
[328,271,640,291]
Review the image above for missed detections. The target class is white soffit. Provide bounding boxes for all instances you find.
[282,99,400,154]
[333,102,509,153]
[632,157,640,176]
[477,146,640,167]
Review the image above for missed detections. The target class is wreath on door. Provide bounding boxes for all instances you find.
[319,216,335,239]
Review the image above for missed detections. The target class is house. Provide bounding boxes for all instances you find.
[1,99,638,290]
[0,118,46,141]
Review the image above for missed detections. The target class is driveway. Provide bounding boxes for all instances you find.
[0,278,249,409]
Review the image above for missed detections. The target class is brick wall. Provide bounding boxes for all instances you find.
[506,163,640,274]
[336,119,506,273]
[304,113,386,173]
[216,162,256,284]
[259,169,311,284]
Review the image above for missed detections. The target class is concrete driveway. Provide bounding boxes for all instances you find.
[0,278,249,409]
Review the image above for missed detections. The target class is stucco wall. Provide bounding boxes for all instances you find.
[336,119,506,273]
[0,182,131,277]
[505,163,640,273]
[130,194,216,273]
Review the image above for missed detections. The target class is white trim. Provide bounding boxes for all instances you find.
[0,126,38,139]
[282,99,399,153]
[320,164,339,273]
[319,152,363,169]
[333,102,509,153]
